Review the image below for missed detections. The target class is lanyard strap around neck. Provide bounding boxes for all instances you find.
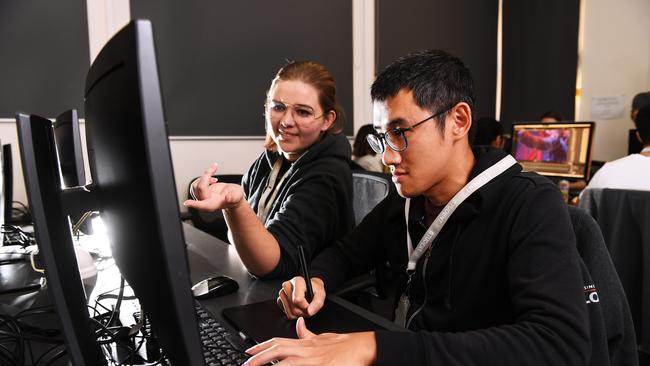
[404,155,517,271]
[257,157,290,223]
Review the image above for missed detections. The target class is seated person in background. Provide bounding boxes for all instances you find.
[540,110,564,123]
[631,91,650,122]
[245,50,589,366]
[185,61,355,279]
[472,117,503,149]
[586,104,650,191]
[352,124,384,172]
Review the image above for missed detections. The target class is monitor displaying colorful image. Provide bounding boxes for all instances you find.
[511,122,594,179]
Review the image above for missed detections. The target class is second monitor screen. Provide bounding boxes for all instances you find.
[512,122,594,179]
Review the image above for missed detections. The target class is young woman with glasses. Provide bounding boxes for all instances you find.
[185,61,354,279]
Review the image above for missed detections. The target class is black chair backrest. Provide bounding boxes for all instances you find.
[568,205,638,365]
[351,171,392,225]
[580,188,650,357]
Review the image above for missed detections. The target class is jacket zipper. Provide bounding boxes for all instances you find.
[405,244,433,329]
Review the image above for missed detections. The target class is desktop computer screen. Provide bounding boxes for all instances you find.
[53,109,87,188]
[15,113,106,365]
[511,122,595,180]
[84,19,205,365]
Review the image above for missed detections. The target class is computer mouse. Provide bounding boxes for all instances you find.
[192,275,239,299]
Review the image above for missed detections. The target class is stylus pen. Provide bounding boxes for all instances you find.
[297,245,314,302]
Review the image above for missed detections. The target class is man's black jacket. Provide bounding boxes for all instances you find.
[310,148,590,365]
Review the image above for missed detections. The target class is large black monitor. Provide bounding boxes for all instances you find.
[15,113,106,365]
[53,109,87,188]
[511,122,595,180]
[84,20,204,365]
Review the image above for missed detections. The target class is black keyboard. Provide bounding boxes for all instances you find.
[195,303,250,366]
[133,303,250,366]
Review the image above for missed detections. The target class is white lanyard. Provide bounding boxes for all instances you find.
[404,155,517,271]
[256,158,291,223]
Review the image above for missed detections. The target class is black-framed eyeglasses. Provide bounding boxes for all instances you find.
[366,104,455,154]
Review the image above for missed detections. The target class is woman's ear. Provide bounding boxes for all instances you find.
[321,110,336,132]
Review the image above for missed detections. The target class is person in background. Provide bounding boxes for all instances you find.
[472,117,504,149]
[631,91,650,122]
[352,124,384,172]
[540,110,564,123]
[585,104,650,191]
[244,49,588,366]
[185,61,355,279]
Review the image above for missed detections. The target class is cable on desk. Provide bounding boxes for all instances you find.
[34,343,66,366]
[0,305,69,366]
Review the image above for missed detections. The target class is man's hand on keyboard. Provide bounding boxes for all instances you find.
[243,317,376,366]
[277,276,325,319]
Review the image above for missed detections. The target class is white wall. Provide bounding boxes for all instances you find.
[577,0,650,161]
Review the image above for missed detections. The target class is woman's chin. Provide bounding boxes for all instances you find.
[277,146,305,161]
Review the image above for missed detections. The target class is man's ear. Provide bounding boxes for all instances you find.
[449,102,472,141]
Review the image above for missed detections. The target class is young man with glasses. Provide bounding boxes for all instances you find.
[244,50,589,366]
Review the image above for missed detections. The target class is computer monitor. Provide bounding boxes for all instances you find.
[511,122,595,180]
[53,109,87,188]
[83,20,204,365]
[15,113,106,365]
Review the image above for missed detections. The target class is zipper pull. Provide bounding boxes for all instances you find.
[394,270,415,327]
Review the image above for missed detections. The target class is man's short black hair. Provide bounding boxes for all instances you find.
[371,49,475,135]
[635,104,650,145]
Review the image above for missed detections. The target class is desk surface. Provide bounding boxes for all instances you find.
[182,223,402,334]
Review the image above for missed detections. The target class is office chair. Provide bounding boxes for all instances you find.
[185,174,243,242]
[350,171,392,225]
[580,188,650,360]
[336,171,395,318]
[568,205,638,365]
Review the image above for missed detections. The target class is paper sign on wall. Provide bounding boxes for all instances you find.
[590,95,625,120]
